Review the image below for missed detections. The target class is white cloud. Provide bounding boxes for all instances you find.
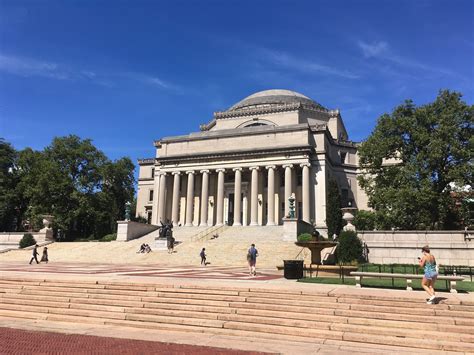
[0,53,179,90]
[357,40,456,77]
[259,48,360,80]
[358,41,389,58]
[0,54,69,80]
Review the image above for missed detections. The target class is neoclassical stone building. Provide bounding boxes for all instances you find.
[136,89,368,234]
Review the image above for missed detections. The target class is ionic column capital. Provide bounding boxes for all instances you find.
[300,163,311,168]
[249,166,260,171]
[199,170,210,174]
[185,170,195,175]
[158,171,168,176]
[216,168,226,173]
[282,164,294,169]
[265,165,276,170]
[172,171,181,175]
[232,167,242,172]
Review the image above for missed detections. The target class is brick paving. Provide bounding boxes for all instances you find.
[0,327,269,355]
[0,262,282,281]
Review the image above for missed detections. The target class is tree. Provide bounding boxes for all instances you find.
[9,135,135,239]
[326,178,343,237]
[358,90,473,230]
[335,230,363,264]
[0,139,19,231]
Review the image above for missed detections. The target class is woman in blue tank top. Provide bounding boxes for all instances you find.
[419,245,438,304]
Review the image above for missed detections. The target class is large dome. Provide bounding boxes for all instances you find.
[228,89,326,111]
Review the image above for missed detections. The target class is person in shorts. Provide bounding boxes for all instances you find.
[247,244,259,276]
[419,245,438,304]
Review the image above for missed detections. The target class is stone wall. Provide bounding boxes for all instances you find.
[358,230,474,266]
[0,232,49,251]
[116,221,160,242]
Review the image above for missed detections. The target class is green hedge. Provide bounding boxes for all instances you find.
[19,233,36,249]
[336,230,362,264]
[99,233,117,242]
[297,233,313,242]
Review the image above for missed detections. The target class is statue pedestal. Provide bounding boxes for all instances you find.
[282,218,313,241]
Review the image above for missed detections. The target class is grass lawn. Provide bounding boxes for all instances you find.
[298,277,474,292]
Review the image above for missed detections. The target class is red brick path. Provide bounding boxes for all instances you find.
[0,327,270,354]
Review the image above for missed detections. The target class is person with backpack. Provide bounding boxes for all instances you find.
[247,244,259,276]
[200,248,207,266]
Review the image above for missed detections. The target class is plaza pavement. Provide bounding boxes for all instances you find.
[0,261,473,354]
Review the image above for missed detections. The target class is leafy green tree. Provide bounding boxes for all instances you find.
[326,178,343,237]
[0,139,19,231]
[11,135,135,239]
[358,90,473,230]
[353,210,377,231]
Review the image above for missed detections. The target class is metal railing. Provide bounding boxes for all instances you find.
[191,225,229,243]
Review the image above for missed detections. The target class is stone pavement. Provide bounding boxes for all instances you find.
[0,262,282,281]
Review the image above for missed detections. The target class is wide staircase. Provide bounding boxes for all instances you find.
[0,277,473,353]
[0,226,310,267]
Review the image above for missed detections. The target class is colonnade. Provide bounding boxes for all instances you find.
[154,163,312,226]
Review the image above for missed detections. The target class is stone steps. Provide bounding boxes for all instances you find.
[1,277,474,352]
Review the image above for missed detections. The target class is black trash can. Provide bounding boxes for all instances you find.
[283,260,304,279]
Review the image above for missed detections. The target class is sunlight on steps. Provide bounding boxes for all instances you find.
[0,277,473,353]
[0,226,310,267]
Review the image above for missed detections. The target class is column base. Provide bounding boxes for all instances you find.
[215,223,224,227]
[249,222,259,226]
[199,223,208,227]
[184,223,193,227]
[266,222,276,226]
[233,223,242,226]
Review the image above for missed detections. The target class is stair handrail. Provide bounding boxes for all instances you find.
[191,224,228,242]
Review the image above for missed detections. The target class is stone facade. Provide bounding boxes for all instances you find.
[136,89,368,235]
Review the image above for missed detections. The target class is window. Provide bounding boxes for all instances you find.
[341,188,349,207]
[244,122,268,128]
[340,152,347,164]
[149,190,154,202]
[151,168,155,178]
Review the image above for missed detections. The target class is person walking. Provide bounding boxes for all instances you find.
[200,248,207,266]
[247,244,259,276]
[40,246,49,263]
[29,244,39,265]
[419,245,438,304]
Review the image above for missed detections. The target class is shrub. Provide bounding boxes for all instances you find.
[353,210,377,230]
[336,230,362,264]
[19,233,36,249]
[99,233,117,242]
[297,233,312,242]
[326,178,343,238]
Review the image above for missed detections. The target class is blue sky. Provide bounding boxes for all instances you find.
[1,0,473,168]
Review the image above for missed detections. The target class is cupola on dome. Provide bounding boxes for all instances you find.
[228,89,326,111]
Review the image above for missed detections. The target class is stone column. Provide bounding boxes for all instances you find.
[185,171,195,226]
[199,170,209,226]
[250,167,259,226]
[266,166,276,226]
[233,168,242,226]
[151,171,161,225]
[315,160,327,227]
[171,172,181,226]
[216,169,225,226]
[158,173,167,223]
[301,163,311,223]
[283,164,293,218]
